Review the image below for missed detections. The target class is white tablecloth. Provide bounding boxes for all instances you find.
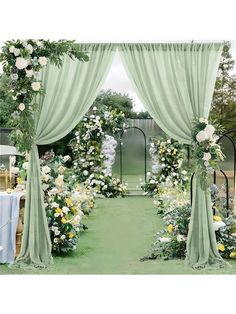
[0,192,24,264]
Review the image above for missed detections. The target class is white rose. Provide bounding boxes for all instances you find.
[9,46,15,53]
[11,167,19,174]
[60,235,66,240]
[55,175,64,187]
[22,162,29,170]
[196,130,208,142]
[42,165,51,174]
[38,56,47,66]
[83,170,89,176]
[18,103,25,111]
[26,44,33,54]
[203,152,211,161]
[177,234,186,242]
[213,221,226,231]
[63,155,70,162]
[42,174,49,182]
[14,48,20,56]
[62,206,70,214]
[15,57,28,70]
[51,202,59,208]
[31,81,41,91]
[159,237,171,243]
[204,124,215,137]
[26,69,34,78]
[35,40,43,47]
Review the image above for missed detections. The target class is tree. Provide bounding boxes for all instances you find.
[92,89,134,117]
[0,74,15,127]
[210,43,236,132]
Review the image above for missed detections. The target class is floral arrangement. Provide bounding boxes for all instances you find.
[141,137,189,196]
[70,105,128,197]
[143,186,236,261]
[17,150,95,254]
[0,39,89,152]
[192,117,225,190]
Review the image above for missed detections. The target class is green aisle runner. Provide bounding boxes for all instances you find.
[1,197,236,274]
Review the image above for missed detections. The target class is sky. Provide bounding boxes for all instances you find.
[1,41,236,112]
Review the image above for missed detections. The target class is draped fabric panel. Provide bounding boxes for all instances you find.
[15,44,115,268]
[119,43,227,268]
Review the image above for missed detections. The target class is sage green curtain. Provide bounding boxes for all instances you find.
[16,44,115,268]
[119,43,227,268]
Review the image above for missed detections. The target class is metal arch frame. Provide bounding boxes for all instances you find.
[119,126,147,184]
[216,129,236,189]
[190,129,236,217]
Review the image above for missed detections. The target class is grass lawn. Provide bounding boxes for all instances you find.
[1,196,236,275]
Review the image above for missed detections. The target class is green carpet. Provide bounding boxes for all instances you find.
[1,196,236,275]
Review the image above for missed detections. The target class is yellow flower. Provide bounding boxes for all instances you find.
[65,198,73,207]
[55,207,62,214]
[167,224,174,233]
[229,251,236,258]
[213,215,222,222]
[217,244,225,252]
[17,177,23,184]
[68,232,74,239]
[61,217,67,224]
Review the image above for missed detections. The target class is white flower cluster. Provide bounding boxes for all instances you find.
[101,135,117,175]
[194,118,224,175]
[8,40,48,114]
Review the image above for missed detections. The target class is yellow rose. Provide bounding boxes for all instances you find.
[68,232,74,239]
[213,215,222,222]
[229,251,236,258]
[217,244,225,252]
[65,198,73,207]
[61,217,67,224]
[55,207,62,214]
[17,177,23,184]
[167,224,174,233]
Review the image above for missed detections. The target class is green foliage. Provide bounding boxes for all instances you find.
[210,43,236,132]
[17,151,95,255]
[0,74,15,127]
[92,89,151,118]
[70,105,128,197]
[141,137,189,196]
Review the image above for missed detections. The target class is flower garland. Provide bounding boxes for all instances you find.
[143,186,236,261]
[17,151,95,254]
[141,137,189,196]
[70,106,128,197]
[192,117,225,190]
[0,39,89,152]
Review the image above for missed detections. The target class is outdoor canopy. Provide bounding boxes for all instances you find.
[14,42,227,269]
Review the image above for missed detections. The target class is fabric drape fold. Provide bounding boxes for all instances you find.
[15,44,115,268]
[119,43,227,268]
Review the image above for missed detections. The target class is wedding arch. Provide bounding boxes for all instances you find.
[0,41,227,269]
